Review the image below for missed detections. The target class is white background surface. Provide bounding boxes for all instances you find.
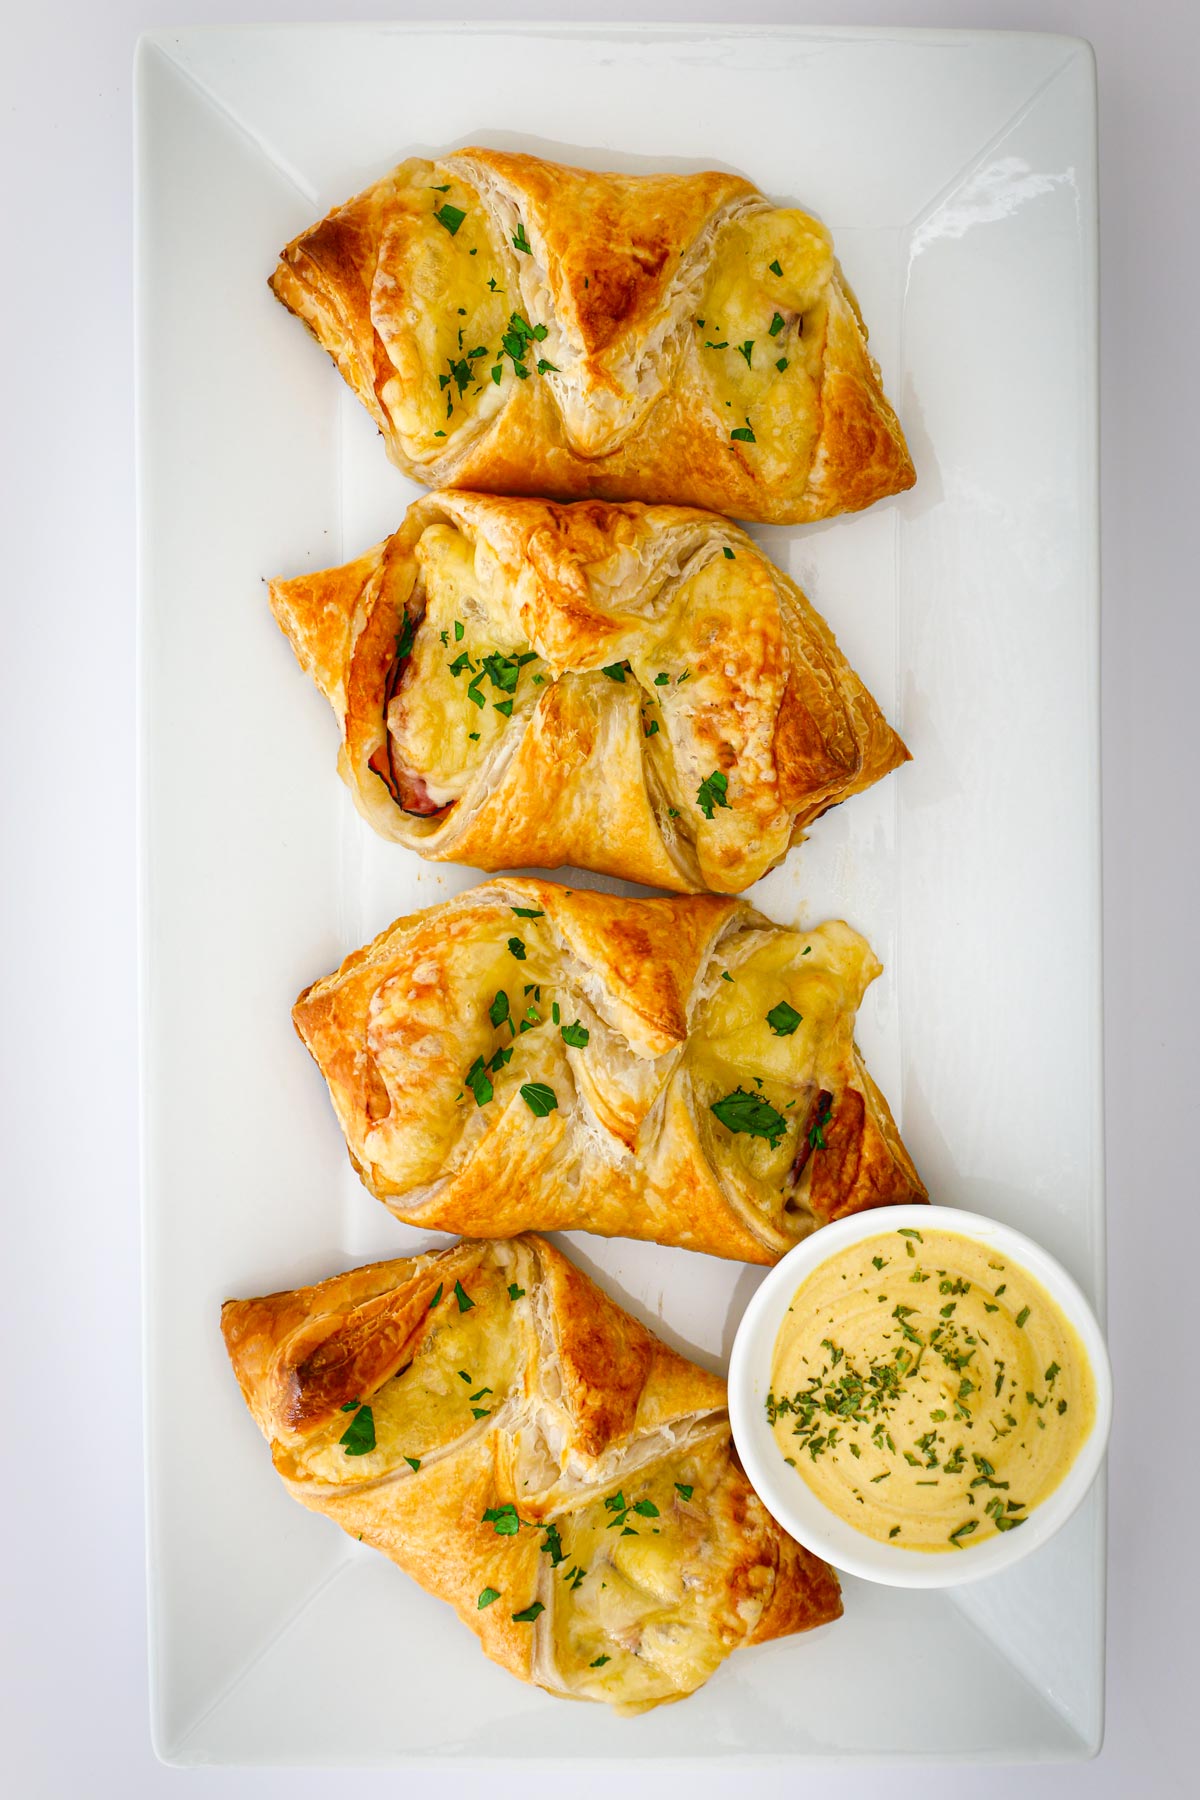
[2,1,1196,1796]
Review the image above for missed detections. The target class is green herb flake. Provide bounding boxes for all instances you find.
[768,259,784,277]
[561,1020,589,1048]
[511,1601,544,1623]
[730,422,756,443]
[710,1088,788,1149]
[482,1504,521,1536]
[338,1405,376,1457]
[674,1483,693,1501]
[696,769,730,819]
[477,1587,501,1609]
[512,221,533,255]
[736,340,754,366]
[454,1280,475,1314]
[589,1655,610,1668]
[464,1055,494,1107]
[775,357,789,372]
[520,1082,558,1117]
[1015,1306,1031,1329]
[404,1456,421,1472]
[429,1284,443,1311]
[949,1520,979,1547]
[507,937,527,961]
[433,202,466,236]
[766,1000,802,1036]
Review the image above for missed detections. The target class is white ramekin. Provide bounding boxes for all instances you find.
[728,1205,1111,1588]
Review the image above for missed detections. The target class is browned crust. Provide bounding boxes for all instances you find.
[269,150,914,524]
[267,491,909,894]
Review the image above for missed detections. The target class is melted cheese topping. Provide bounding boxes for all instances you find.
[550,1435,742,1707]
[297,1260,523,1484]
[687,923,875,1237]
[628,548,793,885]
[770,1229,1097,1551]
[387,524,540,806]
[696,209,834,485]
[365,914,570,1185]
[371,171,511,462]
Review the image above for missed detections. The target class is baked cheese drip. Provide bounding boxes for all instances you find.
[221,1236,842,1712]
[690,921,888,1241]
[769,1228,1097,1552]
[696,209,833,486]
[371,167,511,463]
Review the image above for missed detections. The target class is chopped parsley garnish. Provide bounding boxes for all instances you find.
[433,202,465,236]
[512,221,532,255]
[511,905,544,918]
[489,990,510,1028]
[589,1654,610,1668]
[696,769,730,819]
[653,672,670,686]
[949,1520,979,1547]
[338,1405,376,1457]
[768,258,783,277]
[511,1601,544,1623]
[507,937,527,960]
[776,357,789,373]
[644,719,659,737]
[477,1587,501,1609]
[464,1056,494,1107]
[404,1456,421,1471]
[520,1081,558,1117]
[766,1001,802,1036]
[541,1523,565,1565]
[723,546,735,559]
[560,1020,589,1048]
[710,1088,788,1149]
[1015,1306,1031,1329]
[730,421,757,443]
[768,311,786,336]
[600,662,626,682]
[508,1283,525,1301]
[536,358,558,375]
[429,1284,443,1310]
[482,1504,521,1535]
[736,340,754,366]
[454,1280,475,1313]
[674,1483,693,1501]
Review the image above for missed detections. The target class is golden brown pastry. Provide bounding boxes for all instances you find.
[293,879,926,1264]
[270,148,914,525]
[269,491,908,894]
[221,1234,842,1712]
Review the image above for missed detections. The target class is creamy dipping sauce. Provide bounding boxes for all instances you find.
[768,1228,1096,1552]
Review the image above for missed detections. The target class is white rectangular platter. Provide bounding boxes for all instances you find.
[137,22,1102,1766]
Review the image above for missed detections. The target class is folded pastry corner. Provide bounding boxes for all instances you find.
[292,879,926,1263]
[268,492,909,894]
[269,147,914,525]
[221,1234,842,1711]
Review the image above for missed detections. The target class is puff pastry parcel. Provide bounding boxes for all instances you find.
[293,879,926,1264]
[222,1234,841,1711]
[270,491,908,894]
[270,148,914,524]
